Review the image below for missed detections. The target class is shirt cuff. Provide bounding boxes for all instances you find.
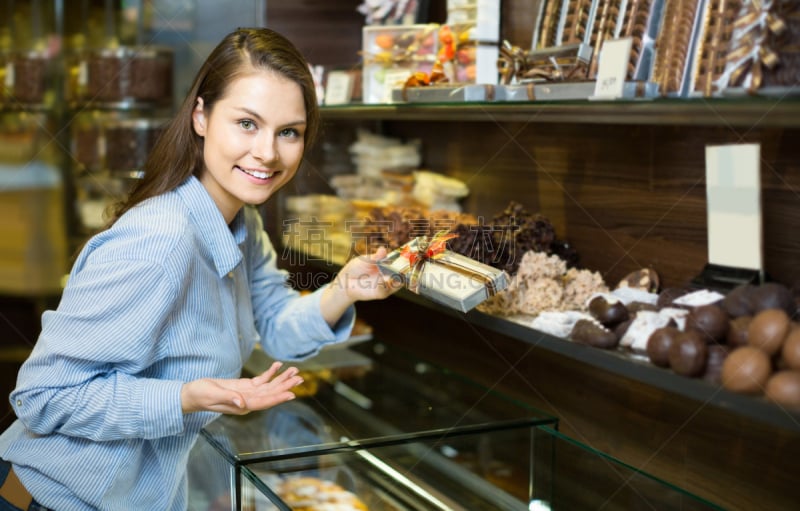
[137,379,185,439]
[294,286,356,358]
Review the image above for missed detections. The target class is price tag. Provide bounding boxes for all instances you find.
[590,38,633,100]
[324,71,353,105]
[382,68,413,103]
[705,144,762,271]
[4,62,14,88]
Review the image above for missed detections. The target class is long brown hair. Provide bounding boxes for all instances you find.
[109,27,320,224]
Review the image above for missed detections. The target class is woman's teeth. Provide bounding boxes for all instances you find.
[239,166,275,179]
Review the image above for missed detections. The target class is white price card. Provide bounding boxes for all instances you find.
[382,68,413,103]
[324,71,353,105]
[705,144,762,271]
[590,38,633,100]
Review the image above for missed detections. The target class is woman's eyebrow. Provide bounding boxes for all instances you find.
[234,106,306,128]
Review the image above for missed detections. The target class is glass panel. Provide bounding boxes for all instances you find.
[544,427,724,511]
[200,342,556,465]
[242,425,550,511]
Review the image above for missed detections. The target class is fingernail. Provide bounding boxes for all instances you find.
[233,398,243,408]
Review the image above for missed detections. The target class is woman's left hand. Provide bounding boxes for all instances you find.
[319,247,402,325]
[336,247,402,302]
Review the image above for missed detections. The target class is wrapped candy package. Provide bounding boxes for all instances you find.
[378,233,509,312]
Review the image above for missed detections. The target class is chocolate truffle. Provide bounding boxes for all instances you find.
[616,268,660,293]
[685,304,729,343]
[781,327,800,370]
[703,344,729,385]
[570,319,619,349]
[646,326,680,368]
[750,282,795,316]
[668,330,708,377]
[765,371,800,410]
[720,284,755,318]
[721,346,771,394]
[588,295,629,326]
[748,309,791,356]
[726,315,752,348]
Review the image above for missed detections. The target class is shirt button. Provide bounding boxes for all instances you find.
[227,272,234,279]
[16,399,22,407]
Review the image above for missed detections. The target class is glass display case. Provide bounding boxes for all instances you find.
[192,342,722,510]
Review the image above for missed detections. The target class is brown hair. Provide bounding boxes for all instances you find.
[109,27,320,224]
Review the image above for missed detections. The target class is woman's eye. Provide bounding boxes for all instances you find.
[239,120,255,130]
[280,127,300,138]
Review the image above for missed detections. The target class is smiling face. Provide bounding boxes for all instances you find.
[192,69,307,223]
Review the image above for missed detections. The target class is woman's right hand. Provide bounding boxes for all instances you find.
[180,361,303,415]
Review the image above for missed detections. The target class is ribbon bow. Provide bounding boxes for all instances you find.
[401,231,457,293]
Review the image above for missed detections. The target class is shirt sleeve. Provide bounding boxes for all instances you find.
[10,258,186,441]
[246,217,355,361]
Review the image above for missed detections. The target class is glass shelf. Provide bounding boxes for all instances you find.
[320,98,800,128]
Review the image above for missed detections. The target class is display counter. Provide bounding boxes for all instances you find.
[192,342,721,510]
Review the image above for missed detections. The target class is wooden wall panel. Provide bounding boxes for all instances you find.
[266,0,365,67]
[382,121,800,289]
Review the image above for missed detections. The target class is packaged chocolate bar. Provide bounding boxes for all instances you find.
[377,233,509,313]
[716,0,800,96]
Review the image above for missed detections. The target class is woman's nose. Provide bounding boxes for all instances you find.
[252,132,278,163]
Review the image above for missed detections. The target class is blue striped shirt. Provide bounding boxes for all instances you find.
[0,176,354,510]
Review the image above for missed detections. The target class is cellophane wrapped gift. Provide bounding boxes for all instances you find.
[362,24,439,104]
[377,233,509,312]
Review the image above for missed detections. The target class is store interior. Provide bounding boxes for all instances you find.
[2,0,800,509]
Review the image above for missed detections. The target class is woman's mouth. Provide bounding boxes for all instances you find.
[237,166,277,180]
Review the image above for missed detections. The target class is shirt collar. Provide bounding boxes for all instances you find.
[175,176,246,277]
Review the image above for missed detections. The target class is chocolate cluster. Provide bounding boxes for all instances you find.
[354,201,577,275]
[645,282,800,409]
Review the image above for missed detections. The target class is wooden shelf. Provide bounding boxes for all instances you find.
[321,98,800,128]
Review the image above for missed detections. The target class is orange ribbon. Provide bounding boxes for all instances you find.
[400,231,457,293]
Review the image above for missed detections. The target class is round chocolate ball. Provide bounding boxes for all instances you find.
[685,304,729,343]
[750,282,795,316]
[588,296,629,326]
[765,371,800,410]
[721,346,771,394]
[668,330,708,377]
[703,344,729,385]
[748,309,791,356]
[720,284,755,318]
[647,326,680,368]
[726,315,752,348]
[781,327,800,370]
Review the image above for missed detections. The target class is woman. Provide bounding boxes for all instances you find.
[0,28,397,510]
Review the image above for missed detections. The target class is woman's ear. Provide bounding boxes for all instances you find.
[192,97,206,136]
